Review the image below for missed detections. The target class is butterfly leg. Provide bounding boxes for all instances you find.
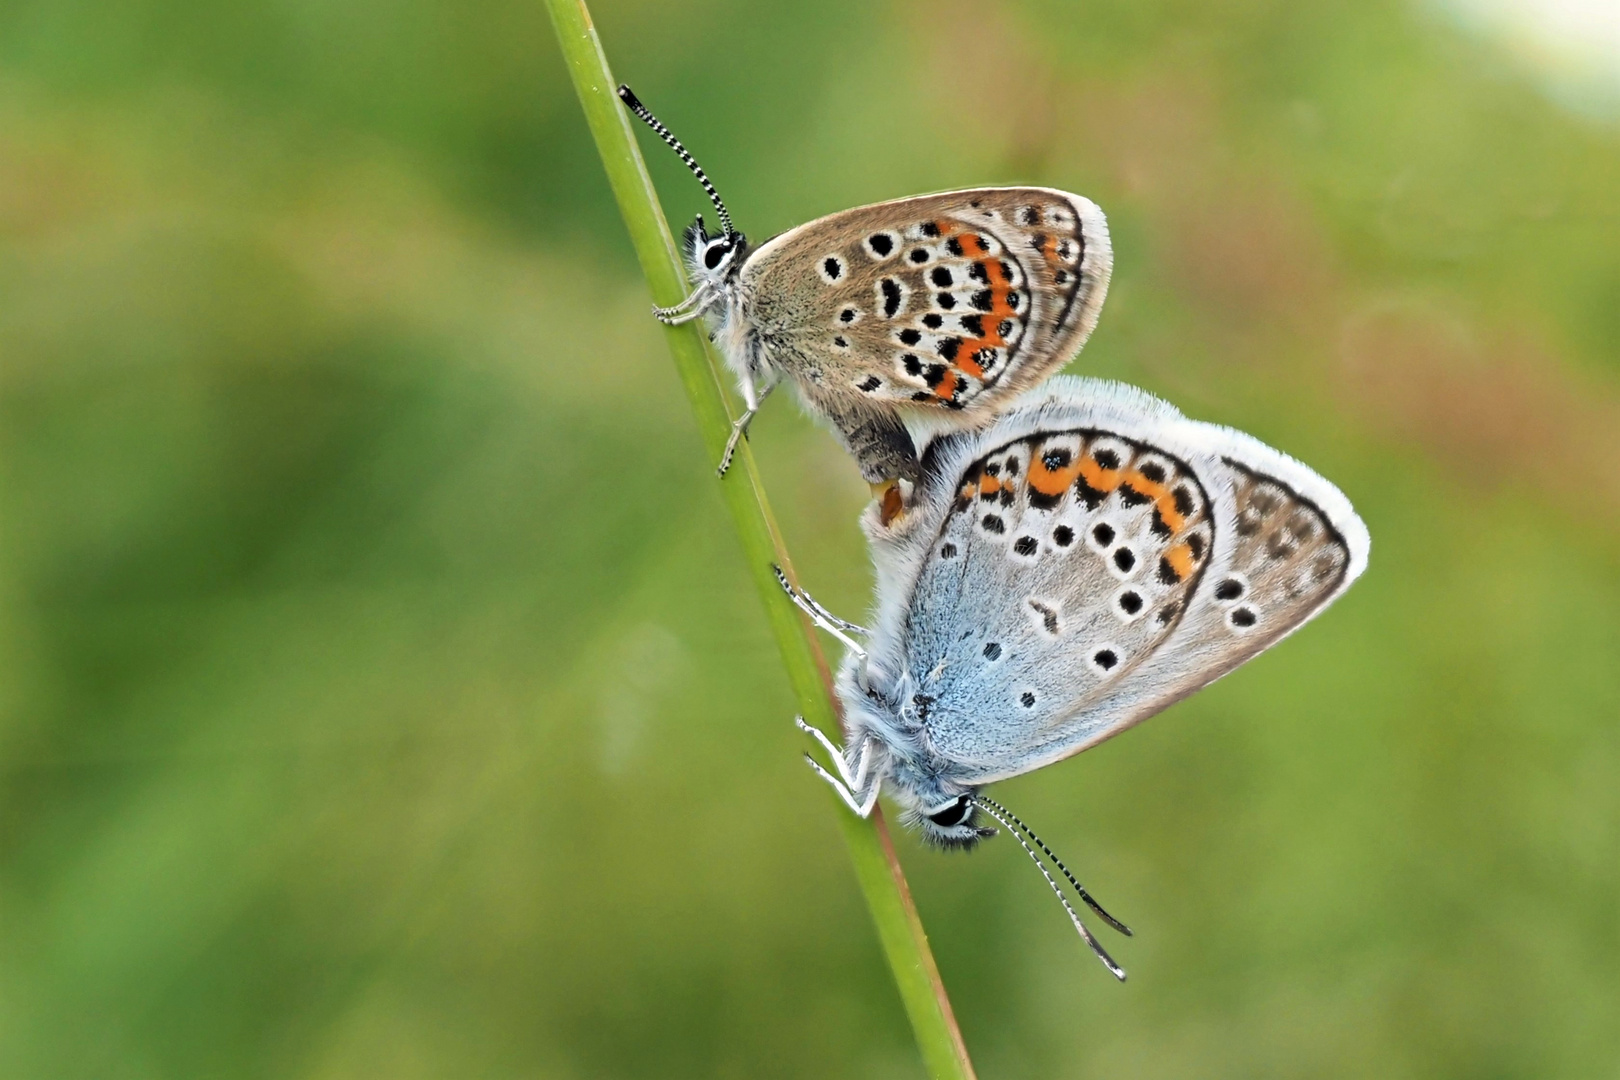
[716,381,775,478]
[795,717,880,817]
[656,305,710,326]
[651,284,714,324]
[794,716,875,789]
[774,565,869,658]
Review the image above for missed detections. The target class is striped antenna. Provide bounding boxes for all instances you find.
[976,794,1132,936]
[618,85,736,238]
[973,797,1127,981]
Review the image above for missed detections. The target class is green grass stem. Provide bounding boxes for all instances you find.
[544,3,976,1077]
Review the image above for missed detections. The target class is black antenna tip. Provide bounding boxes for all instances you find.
[617,84,642,109]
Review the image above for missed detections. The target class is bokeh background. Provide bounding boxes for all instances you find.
[3,0,1617,1076]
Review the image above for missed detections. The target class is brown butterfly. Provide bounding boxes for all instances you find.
[621,86,1113,483]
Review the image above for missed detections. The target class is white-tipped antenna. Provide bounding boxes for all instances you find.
[976,794,1132,937]
[618,85,736,238]
[973,797,1127,981]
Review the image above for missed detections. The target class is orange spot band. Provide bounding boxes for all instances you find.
[1123,470,1188,534]
[1078,455,1124,493]
[1028,453,1080,497]
[1164,543,1195,581]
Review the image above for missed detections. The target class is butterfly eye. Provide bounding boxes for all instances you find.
[703,239,732,270]
[927,796,972,828]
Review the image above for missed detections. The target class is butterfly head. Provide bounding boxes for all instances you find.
[903,791,996,850]
[617,85,748,289]
[683,215,749,286]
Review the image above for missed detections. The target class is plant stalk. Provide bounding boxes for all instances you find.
[544,3,976,1077]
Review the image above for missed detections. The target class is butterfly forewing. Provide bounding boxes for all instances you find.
[741,188,1110,411]
[904,427,1214,769]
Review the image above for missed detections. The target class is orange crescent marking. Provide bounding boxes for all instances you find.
[921,232,1029,403]
[1028,451,1081,497]
[978,474,1001,497]
[1164,542,1195,581]
[1078,455,1124,493]
[1123,470,1188,534]
[942,253,1023,386]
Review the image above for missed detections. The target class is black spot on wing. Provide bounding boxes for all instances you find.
[1119,483,1151,508]
[882,279,902,318]
[1028,599,1059,634]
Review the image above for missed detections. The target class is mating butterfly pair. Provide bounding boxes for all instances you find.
[622,87,1368,979]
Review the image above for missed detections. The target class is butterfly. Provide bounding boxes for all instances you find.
[619,86,1112,483]
[780,376,1370,977]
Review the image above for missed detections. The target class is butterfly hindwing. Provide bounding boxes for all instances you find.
[741,188,1110,411]
[865,378,1368,784]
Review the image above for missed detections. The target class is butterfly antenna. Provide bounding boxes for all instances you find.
[972,798,1126,981]
[617,85,736,238]
[976,794,1132,937]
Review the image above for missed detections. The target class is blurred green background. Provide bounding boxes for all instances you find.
[2,0,1617,1075]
